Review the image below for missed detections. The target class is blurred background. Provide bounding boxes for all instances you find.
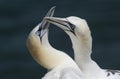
[0,0,120,79]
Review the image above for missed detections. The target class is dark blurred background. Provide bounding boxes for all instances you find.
[0,0,120,79]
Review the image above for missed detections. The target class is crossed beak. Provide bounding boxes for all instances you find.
[35,6,55,39]
[45,17,75,35]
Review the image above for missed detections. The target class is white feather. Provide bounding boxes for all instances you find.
[46,16,120,79]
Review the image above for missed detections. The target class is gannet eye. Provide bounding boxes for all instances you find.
[65,19,76,35]
[68,22,76,31]
[35,25,48,40]
[35,26,42,36]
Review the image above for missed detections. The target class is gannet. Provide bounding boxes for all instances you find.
[45,16,120,79]
[26,7,83,79]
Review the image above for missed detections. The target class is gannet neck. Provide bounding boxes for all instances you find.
[66,22,92,61]
[27,26,76,70]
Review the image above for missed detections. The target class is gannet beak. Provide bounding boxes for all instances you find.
[36,6,56,39]
[45,17,75,35]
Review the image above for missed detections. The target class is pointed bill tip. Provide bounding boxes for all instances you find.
[36,6,56,39]
[51,6,56,10]
[40,6,56,29]
[45,6,56,17]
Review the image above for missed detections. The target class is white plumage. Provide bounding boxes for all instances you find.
[26,7,83,79]
[46,16,120,79]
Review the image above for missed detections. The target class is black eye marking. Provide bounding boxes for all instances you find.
[38,27,42,32]
[68,22,76,30]
[35,25,42,37]
[66,18,76,35]
[36,22,49,37]
[35,30,41,36]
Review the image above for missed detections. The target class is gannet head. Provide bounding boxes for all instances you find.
[27,6,56,49]
[45,16,90,39]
